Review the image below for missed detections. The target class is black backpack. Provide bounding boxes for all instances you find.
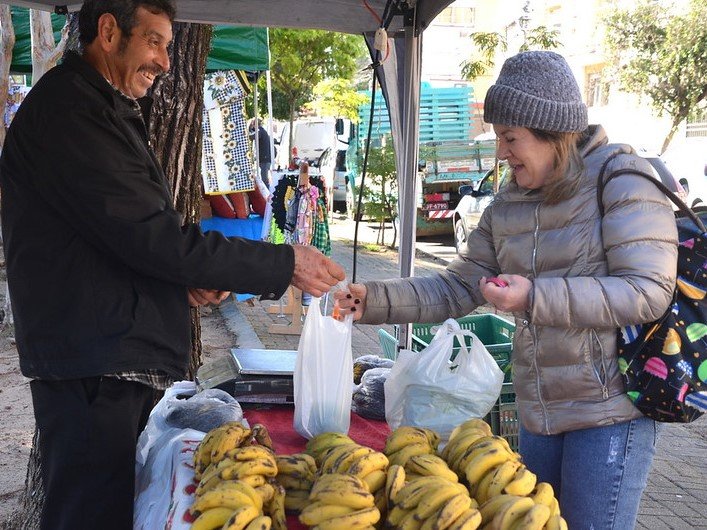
[597,156,707,423]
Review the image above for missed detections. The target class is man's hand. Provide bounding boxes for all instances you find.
[478,274,532,313]
[188,288,230,307]
[291,245,346,297]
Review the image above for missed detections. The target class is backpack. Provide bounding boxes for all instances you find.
[597,155,707,423]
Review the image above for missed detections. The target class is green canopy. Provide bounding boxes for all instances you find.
[9,8,270,74]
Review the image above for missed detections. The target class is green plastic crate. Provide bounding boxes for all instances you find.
[484,383,519,451]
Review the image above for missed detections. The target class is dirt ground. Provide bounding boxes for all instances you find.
[0,284,237,523]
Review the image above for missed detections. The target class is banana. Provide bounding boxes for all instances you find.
[384,426,434,455]
[330,445,374,474]
[199,457,241,487]
[503,467,537,497]
[265,484,287,530]
[252,423,274,451]
[513,503,551,530]
[361,468,387,493]
[190,507,239,530]
[440,428,489,462]
[189,486,259,515]
[313,506,380,530]
[387,504,412,527]
[395,476,455,510]
[445,507,482,530]
[464,448,515,488]
[309,487,375,509]
[529,482,554,509]
[454,438,515,476]
[276,454,317,479]
[447,435,499,473]
[413,483,465,520]
[310,473,368,495]
[406,454,459,483]
[254,483,276,504]
[430,492,473,530]
[398,509,424,530]
[240,474,268,489]
[275,474,313,491]
[374,487,387,521]
[320,443,366,473]
[244,515,272,530]
[299,501,357,525]
[549,497,561,517]
[195,473,223,497]
[194,429,222,478]
[385,464,407,508]
[227,445,276,464]
[448,419,493,441]
[484,460,522,501]
[489,496,534,530]
[305,432,355,462]
[211,424,252,464]
[283,489,311,512]
[388,442,435,467]
[221,504,261,530]
[469,463,498,504]
[422,427,442,450]
[348,450,389,478]
[220,459,278,480]
[544,514,568,530]
[478,494,523,522]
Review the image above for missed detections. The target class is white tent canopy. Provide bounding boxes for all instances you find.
[0,0,457,348]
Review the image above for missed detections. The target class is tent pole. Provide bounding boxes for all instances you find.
[397,23,422,350]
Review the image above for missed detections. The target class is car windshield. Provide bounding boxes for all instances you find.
[478,164,509,194]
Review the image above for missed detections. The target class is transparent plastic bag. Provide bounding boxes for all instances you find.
[293,283,354,438]
[384,318,504,439]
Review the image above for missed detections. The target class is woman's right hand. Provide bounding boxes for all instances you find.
[333,283,367,321]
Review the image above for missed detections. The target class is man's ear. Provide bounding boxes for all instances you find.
[96,13,122,53]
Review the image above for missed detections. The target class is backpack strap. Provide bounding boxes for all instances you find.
[596,154,706,233]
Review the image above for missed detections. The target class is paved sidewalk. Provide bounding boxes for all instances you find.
[224,216,707,530]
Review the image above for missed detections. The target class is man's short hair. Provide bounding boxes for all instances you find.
[78,0,176,45]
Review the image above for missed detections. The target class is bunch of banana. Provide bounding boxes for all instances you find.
[299,473,381,529]
[386,475,481,530]
[477,493,568,530]
[274,453,318,513]
[439,419,493,469]
[189,479,269,530]
[404,453,459,484]
[194,422,253,480]
[195,445,278,498]
[383,426,441,467]
[304,432,357,465]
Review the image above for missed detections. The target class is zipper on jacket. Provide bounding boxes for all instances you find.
[591,329,609,399]
[531,203,550,433]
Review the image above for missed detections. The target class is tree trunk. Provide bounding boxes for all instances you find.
[0,5,15,148]
[660,116,683,155]
[149,21,213,380]
[3,22,213,530]
[29,9,68,84]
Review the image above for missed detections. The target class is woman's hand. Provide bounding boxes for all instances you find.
[479,274,532,313]
[332,283,367,321]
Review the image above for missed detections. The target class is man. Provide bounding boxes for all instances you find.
[0,1,344,529]
[248,117,273,188]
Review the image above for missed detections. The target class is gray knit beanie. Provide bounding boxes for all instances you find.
[483,51,588,133]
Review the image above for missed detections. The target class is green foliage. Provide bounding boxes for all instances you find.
[359,137,398,247]
[308,78,368,123]
[603,0,707,152]
[461,27,560,81]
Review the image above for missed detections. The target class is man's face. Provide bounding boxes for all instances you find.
[111,7,172,98]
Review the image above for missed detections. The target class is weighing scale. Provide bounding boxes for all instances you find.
[196,348,297,404]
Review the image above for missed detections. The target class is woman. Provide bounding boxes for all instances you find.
[335,51,677,529]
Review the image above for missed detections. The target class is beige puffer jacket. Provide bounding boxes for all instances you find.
[360,125,678,434]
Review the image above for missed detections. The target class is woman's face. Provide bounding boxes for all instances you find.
[493,125,556,189]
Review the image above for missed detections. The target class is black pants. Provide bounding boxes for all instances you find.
[30,377,158,530]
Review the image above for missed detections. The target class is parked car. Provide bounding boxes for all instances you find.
[452,154,686,253]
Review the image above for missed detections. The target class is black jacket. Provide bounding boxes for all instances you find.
[0,52,294,380]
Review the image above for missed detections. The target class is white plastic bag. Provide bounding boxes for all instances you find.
[293,291,354,438]
[384,318,504,439]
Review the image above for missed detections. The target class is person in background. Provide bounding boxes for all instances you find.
[249,117,272,188]
[335,51,677,530]
[0,1,344,529]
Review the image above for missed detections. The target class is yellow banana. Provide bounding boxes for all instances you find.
[310,473,368,495]
[421,427,442,450]
[211,424,252,464]
[254,483,276,504]
[529,482,554,509]
[454,438,515,476]
[388,442,435,467]
[331,445,374,474]
[449,419,493,440]
[227,445,276,464]
[440,428,489,462]
[299,501,357,525]
[385,464,406,508]
[550,497,561,517]
[374,487,387,521]
[283,492,311,512]
[189,486,258,515]
[361,468,387,493]
[313,506,380,530]
[210,481,263,509]
[446,507,483,530]
[195,473,223,497]
[384,426,434,455]
[240,474,267,489]
[470,463,499,504]
[484,460,523,500]
[447,435,499,473]
[320,443,365,473]
[265,484,287,530]
[406,453,459,483]
[413,483,465,520]
[305,432,356,463]
[544,514,568,530]
[349,450,389,478]
[398,509,424,530]
[190,507,239,530]
[431,492,473,530]
[478,494,523,522]
[198,457,239,487]
[275,474,313,491]
[464,448,515,488]
[309,487,375,509]
[387,503,412,527]
[244,515,272,530]
[396,477,455,510]
[275,454,316,479]
[194,429,222,478]
[503,466,537,497]
[489,496,534,530]
[220,459,278,480]
[514,503,551,530]
[221,504,261,530]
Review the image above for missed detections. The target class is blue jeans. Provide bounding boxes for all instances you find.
[519,417,661,530]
